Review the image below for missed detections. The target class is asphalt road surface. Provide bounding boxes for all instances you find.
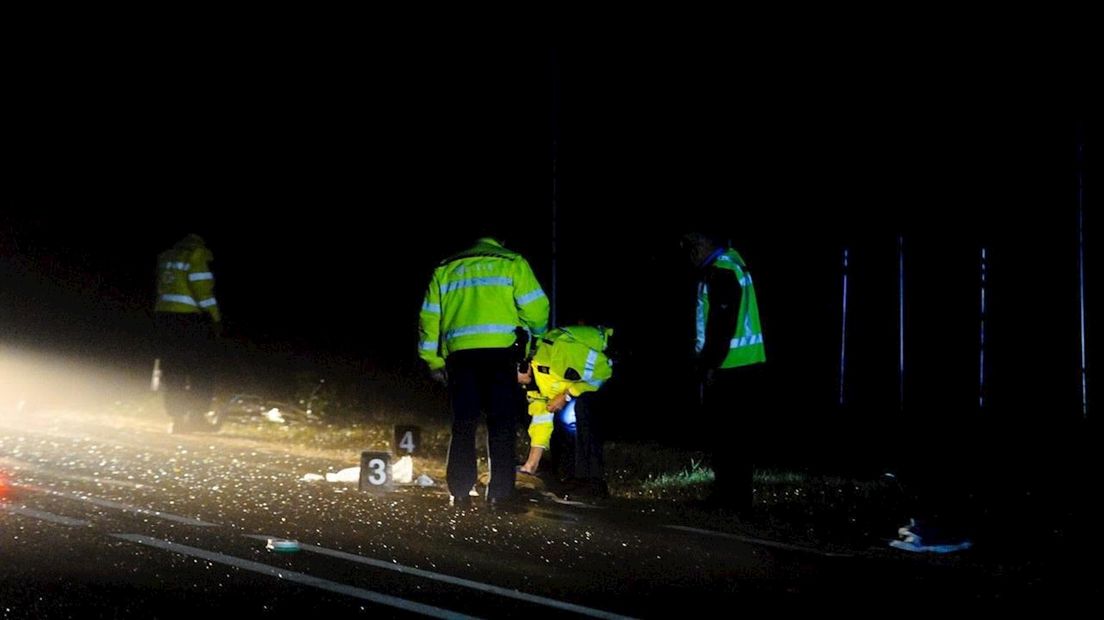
[0,403,1086,617]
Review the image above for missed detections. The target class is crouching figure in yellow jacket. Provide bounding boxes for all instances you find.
[517,325,613,495]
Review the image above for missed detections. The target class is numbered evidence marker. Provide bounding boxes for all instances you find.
[358,451,391,492]
[393,425,421,456]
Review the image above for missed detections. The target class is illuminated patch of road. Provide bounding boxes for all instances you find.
[0,457,147,489]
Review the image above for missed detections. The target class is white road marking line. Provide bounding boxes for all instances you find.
[20,485,218,527]
[247,534,637,620]
[113,534,477,619]
[1,504,91,527]
[663,525,853,558]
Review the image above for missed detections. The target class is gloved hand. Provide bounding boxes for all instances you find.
[210,321,224,339]
[429,368,448,387]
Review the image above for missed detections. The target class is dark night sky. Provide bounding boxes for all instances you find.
[2,34,1094,450]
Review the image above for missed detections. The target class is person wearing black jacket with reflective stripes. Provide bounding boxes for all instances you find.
[681,232,767,513]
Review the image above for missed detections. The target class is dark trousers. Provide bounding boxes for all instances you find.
[704,363,768,511]
[550,392,604,481]
[155,312,216,420]
[445,348,520,501]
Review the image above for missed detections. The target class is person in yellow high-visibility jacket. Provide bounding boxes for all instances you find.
[154,233,222,433]
[517,324,613,498]
[419,236,549,510]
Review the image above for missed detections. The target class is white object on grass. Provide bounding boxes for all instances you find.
[325,466,361,482]
[392,455,413,484]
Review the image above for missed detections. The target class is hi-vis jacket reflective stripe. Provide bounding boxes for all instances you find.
[419,238,549,371]
[696,248,765,368]
[525,325,614,449]
[154,234,221,323]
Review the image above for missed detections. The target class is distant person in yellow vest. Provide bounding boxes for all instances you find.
[681,232,767,513]
[154,233,222,433]
[516,324,613,499]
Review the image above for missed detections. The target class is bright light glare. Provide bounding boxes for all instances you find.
[0,344,152,430]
